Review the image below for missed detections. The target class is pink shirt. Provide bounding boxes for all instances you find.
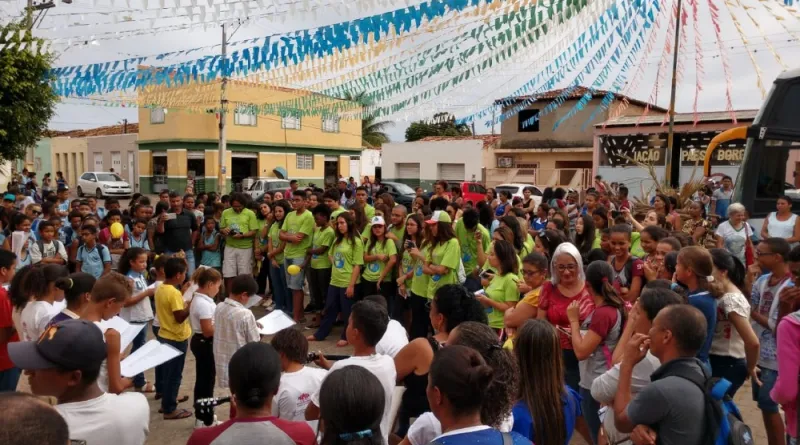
[771,313,800,438]
[538,281,595,350]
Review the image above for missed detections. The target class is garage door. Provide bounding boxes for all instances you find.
[396,163,420,187]
[439,163,465,182]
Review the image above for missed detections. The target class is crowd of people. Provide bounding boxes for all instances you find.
[0,173,797,445]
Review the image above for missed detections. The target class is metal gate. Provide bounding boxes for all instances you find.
[397,163,421,187]
[438,163,465,182]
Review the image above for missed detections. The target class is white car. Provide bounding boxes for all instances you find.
[494,183,543,208]
[246,179,291,201]
[77,172,133,198]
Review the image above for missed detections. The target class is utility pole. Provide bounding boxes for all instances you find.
[26,0,33,29]
[218,23,228,195]
[122,118,128,134]
[664,0,683,188]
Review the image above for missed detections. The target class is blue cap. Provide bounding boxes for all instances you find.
[3,193,15,202]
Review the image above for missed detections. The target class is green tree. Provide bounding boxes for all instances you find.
[404,112,472,142]
[0,22,57,161]
[341,92,393,148]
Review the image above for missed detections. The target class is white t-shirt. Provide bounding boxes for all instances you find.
[13,300,57,341]
[94,322,110,393]
[57,392,149,445]
[311,354,396,445]
[376,319,409,358]
[189,293,216,334]
[715,221,752,264]
[149,281,162,328]
[120,272,153,323]
[710,292,751,359]
[407,412,514,445]
[273,366,328,431]
[29,239,68,264]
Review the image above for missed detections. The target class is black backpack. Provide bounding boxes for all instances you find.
[671,368,755,445]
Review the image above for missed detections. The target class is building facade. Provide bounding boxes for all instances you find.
[486,87,665,188]
[382,136,496,189]
[137,81,363,194]
[86,134,139,190]
[593,110,758,197]
[51,137,88,189]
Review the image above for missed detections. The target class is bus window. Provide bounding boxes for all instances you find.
[753,140,800,216]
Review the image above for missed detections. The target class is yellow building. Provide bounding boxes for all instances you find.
[137,79,363,193]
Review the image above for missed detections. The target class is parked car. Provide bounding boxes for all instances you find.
[423,181,487,206]
[380,181,417,210]
[247,179,291,201]
[77,172,133,198]
[495,183,543,208]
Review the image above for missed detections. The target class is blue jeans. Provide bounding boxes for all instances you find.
[752,367,780,413]
[152,325,163,395]
[130,323,149,388]
[0,367,21,392]
[709,354,748,397]
[269,262,290,313]
[315,286,355,341]
[580,386,601,445]
[166,249,195,278]
[157,336,188,415]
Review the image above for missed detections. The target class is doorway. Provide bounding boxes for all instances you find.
[324,159,339,188]
[231,154,257,192]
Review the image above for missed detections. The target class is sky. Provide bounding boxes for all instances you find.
[2,0,800,142]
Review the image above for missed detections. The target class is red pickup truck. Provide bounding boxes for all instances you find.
[427,181,487,205]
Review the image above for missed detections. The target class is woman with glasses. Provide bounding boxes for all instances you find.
[536,243,594,393]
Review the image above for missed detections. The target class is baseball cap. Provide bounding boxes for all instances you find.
[338,177,347,183]
[9,319,107,371]
[3,193,15,202]
[426,210,452,224]
[57,184,69,192]
[370,216,385,226]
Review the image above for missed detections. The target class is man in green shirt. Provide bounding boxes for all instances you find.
[356,186,375,220]
[220,192,259,296]
[388,205,407,247]
[307,204,334,313]
[280,194,315,321]
[454,208,490,292]
[323,189,346,223]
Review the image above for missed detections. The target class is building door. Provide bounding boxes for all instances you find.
[324,158,338,188]
[349,156,360,182]
[127,152,136,187]
[111,152,121,174]
[397,163,421,187]
[438,163,465,182]
[93,153,103,172]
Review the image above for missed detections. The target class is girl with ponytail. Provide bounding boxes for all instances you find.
[708,248,761,397]
[566,261,625,445]
[11,264,68,342]
[49,272,96,326]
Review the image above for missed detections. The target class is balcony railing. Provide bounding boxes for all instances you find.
[485,168,592,189]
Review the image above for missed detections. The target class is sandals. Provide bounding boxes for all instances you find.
[135,382,156,394]
[336,339,349,347]
[164,408,192,420]
[157,395,190,413]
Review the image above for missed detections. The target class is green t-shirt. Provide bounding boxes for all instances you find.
[220,208,259,249]
[592,228,602,250]
[400,249,415,281]
[362,238,398,283]
[482,242,521,274]
[454,220,490,275]
[364,204,376,220]
[255,218,270,246]
[330,207,346,223]
[630,232,645,258]
[281,210,315,259]
[361,224,372,243]
[426,238,461,298]
[330,237,365,288]
[389,225,406,243]
[268,223,284,263]
[484,272,520,329]
[522,233,535,257]
[410,245,431,298]
[310,226,335,269]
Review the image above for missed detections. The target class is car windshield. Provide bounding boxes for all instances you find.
[97,174,123,182]
[391,183,416,195]
[263,181,290,191]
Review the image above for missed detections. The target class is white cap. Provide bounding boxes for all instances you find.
[371,216,386,226]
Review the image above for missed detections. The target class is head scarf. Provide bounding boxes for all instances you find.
[550,242,586,286]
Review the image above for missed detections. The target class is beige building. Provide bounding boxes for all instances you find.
[51,137,88,188]
[87,133,139,190]
[485,87,665,188]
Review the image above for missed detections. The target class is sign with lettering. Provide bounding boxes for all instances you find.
[680,132,746,166]
[599,135,667,167]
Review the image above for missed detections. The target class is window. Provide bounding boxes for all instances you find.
[80,173,94,181]
[296,154,314,170]
[282,114,301,130]
[150,107,165,124]
[497,156,513,168]
[517,109,540,132]
[322,115,340,133]
[234,110,257,126]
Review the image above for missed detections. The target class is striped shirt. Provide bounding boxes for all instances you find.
[213,298,260,388]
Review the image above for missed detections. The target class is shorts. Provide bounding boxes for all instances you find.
[284,257,306,290]
[751,367,779,413]
[222,245,253,278]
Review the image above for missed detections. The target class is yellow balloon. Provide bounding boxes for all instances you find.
[110,222,124,239]
[287,264,301,276]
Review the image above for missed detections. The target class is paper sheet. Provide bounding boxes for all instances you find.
[245,294,263,309]
[11,231,29,258]
[98,316,147,352]
[256,310,296,336]
[120,339,182,377]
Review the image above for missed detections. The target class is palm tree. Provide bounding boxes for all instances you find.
[342,92,393,148]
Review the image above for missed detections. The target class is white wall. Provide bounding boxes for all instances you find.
[382,140,483,181]
[597,166,666,200]
[360,149,382,179]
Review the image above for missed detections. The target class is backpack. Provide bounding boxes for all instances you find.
[37,239,63,259]
[671,369,755,445]
[79,244,106,260]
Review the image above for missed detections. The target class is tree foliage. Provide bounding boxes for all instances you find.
[0,21,58,161]
[404,112,472,142]
[341,91,393,148]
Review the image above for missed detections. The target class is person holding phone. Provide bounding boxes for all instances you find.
[476,240,520,337]
[157,192,198,276]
